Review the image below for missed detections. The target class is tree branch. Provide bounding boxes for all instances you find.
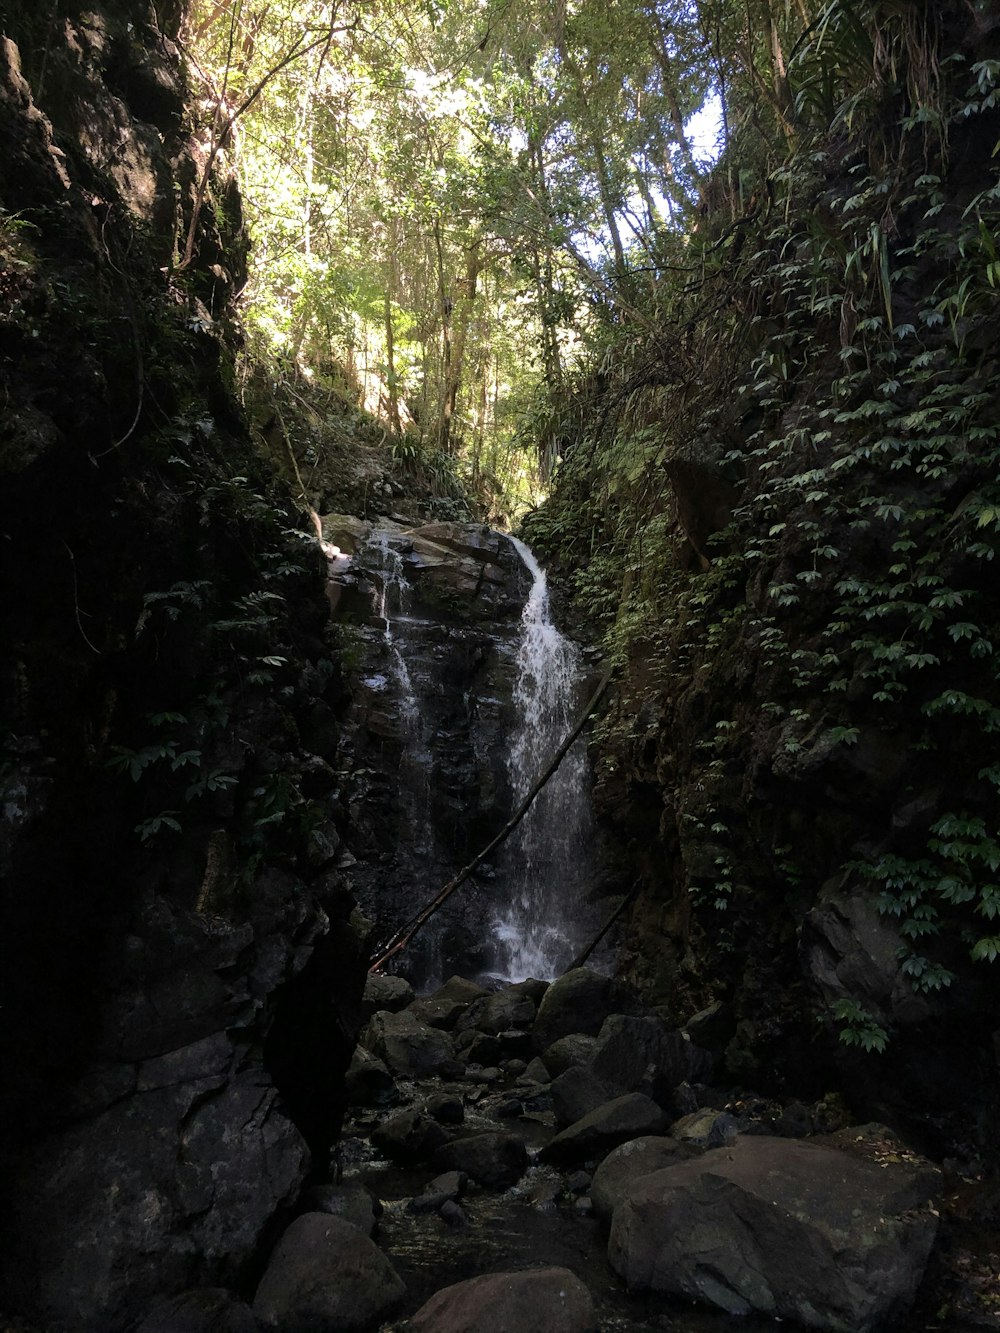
[368,663,615,973]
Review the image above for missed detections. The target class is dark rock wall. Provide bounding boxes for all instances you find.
[0,3,365,1328]
[529,9,1000,1159]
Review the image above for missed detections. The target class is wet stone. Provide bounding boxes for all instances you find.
[434,1131,529,1189]
[252,1213,404,1332]
[425,1094,465,1125]
[439,1200,468,1230]
[371,1109,449,1164]
[300,1183,378,1236]
[134,1289,260,1333]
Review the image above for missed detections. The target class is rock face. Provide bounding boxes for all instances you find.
[0,6,365,1329]
[252,1214,405,1331]
[326,520,612,985]
[607,1136,939,1331]
[543,1093,666,1165]
[408,1268,597,1333]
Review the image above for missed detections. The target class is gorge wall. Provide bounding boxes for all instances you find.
[0,3,367,1326]
[527,1,1000,1160]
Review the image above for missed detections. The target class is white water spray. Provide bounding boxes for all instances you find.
[492,536,593,980]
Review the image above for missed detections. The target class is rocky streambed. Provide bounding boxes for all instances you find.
[132,966,960,1333]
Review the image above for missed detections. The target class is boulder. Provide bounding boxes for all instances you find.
[361,1010,456,1078]
[521,1057,551,1085]
[410,977,486,1029]
[590,1136,695,1223]
[344,1048,397,1108]
[435,1132,529,1189]
[456,985,537,1037]
[371,1109,449,1164]
[454,1028,501,1066]
[589,1015,711,1105]
[543,1094,666,1165]
[361,973,414,1020]
[424,1093,465,1124]
[608,1135,939,1332]
[252,1214,404,1331]
[408,1171,467,1214]
[532,969,625,1052]
[682,1000,735,1049]
[409,1267,597,1333]
[320,514,371,556]
[550,1065,614,1128]
[669,1109,738,1149]
[542,1033,598,1078]
[802,886,932,1029]
[134,1289,260,1332]
[300,1183,377,1236]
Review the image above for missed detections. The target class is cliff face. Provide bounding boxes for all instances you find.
[528,5,1000,1156]
[0,4,365,1327]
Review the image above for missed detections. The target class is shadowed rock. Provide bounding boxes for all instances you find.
[252,1214,404,1332]
[409,1267,597,1333]
[608,1135,939,1332]
[590,1136,696,1222]
[543,1093,666,1165]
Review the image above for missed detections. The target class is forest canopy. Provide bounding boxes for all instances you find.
[183,0,830,514]
[181,0,971,528]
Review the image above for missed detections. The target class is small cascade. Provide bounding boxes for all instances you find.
[358,530,441,977]
[492,536,594,981]
[370,533,421,729]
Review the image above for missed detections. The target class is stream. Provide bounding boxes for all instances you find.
[340,972,788,1333]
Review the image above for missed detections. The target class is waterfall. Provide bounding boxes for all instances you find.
[492,536,594,981]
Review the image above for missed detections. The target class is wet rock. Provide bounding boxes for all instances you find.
[361,973,414,1019]
[590,1015,713,1106]
[425,1093,464,1124]
[409,1267,597,1333]
[435,1132,529,1189]
[502,1058,528,1076]
[526,1177,561,1212]
[436,975,489,1006]
[361,1010,456,1078]
[802,886,932,1030]
[521,1057,551,1084]
[8,1072,309,1331]
[457,986,537,1036]
[300,1183,377,1236]
[550,1065,614,1128]
[682,1000,735,1049]
[773,1100,813,1138]
[371,1109,449,1164]
[320,513,371,555]
[496,1097,524,1118]
[566,1170,592,1194]
[532,969,626,1052]
[542,1033,598,1078]
[494,1028,533,1059]
[669,1109,739,1149]
[590,1136,696,1223]
[410,1174,465,1214]
[439,1200,468,1230]
[410,977,485,1030]
[543,1094,667,1165]
[134,1289,260,1333]
[344,1048,397,1108]
[453,1029,501,1065]
[410,1169,467,1213]
[608,1135,939,1332]
[252,1214,404,1331]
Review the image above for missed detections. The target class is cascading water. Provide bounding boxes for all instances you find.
[492,536,594,981]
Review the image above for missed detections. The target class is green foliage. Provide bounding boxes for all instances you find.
[832,999,888,1054]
